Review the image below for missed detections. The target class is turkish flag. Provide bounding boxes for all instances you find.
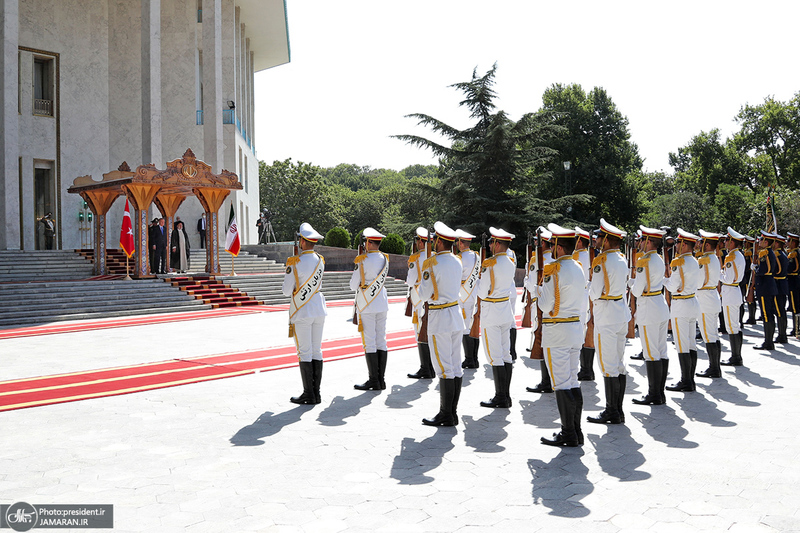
[120,199,135,258]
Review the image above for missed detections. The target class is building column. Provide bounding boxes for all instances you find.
[141,0,163,168]
[0,0,20,250]
[202,0,223,173]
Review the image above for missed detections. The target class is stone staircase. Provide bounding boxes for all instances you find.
[189,249,285,274]
[0,250,94,282]
[169,275,261,309]
[0,278,210,328]
[218,271,408,305]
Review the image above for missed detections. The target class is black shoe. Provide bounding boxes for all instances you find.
[452,376,462,426]
[666,353,695,391]
[481,366,511,408]
[541,432,579,447]
[527,360,553,393]
[587,377,622,424]
[461,336,480,368]
[633,360,665,405]
[586,409,622,424]
[542,390,579,447]
[376,349,388,390]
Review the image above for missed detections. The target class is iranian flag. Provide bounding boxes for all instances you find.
[225,204,240,256]
[119,199,135,258]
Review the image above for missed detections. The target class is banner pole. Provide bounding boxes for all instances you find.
[124,255,132,281]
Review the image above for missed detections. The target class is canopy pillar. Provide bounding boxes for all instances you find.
[194,187,230,273]
[122,183,161,278]
[79,189,122,275]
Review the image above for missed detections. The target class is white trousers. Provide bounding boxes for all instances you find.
[428,330,464,379]
[638,321,669,361]
[594,321,628,377]
[544,345,580,390]
[698,312,720,343]
[482,324,511,366]
[722,304,742,335]
[671,316,697,354]
[293,315,325,362]
[359,311,388,353]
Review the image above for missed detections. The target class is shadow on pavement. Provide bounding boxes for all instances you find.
[390,431,456,485]
[672,393,736,427]
[528,448,592,517]
[462,409,510,453]
[631,406,698,449]
[727,365,782,389]
[229,405,314,446]
[702,377,760,407]
[384,379,432,409]
[316,393,378,427]
[589,424,650,482]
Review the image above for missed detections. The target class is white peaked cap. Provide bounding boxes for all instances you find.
[363,227,385,240]
[489,227,515,241]
[574,226,591,238]
[537,226,553,241]
[599,218,627,238]
[415,227,430,239]
[699,230,723,240]
[640,225,666,238]
[299,222,323,242]
[677,228,700,242]
[547,223,576,238]
[727,227,745,240]
[433,221,457,241]
[455,229,476,240]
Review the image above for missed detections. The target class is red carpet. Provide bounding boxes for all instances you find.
[0,330,418,412]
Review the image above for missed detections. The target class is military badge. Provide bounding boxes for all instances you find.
[593,265,601,273]
[544,275,551,283]
[672,266,678,272]
[726,262,732,268]
[285,267,291,274]
[637,267,643,273]
[423,271,430,280]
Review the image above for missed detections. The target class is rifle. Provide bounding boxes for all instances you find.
[418,226,434,342]
[584,236,596,349]
[288,232,300,337]
[521,232,534,328]
[404,232,419,318]
[745,238,757,304]
[352,233,366,326]
[530,228,545,359]
[626,234,637,339]
[469,233,487,339]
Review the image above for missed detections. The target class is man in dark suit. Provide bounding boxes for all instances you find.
[148,218,159,273]
[197,214,206,249]
[151,218,168,274]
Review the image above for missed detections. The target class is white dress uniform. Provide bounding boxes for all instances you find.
[538,255,586,390]
[459,248,480,333]
[283,249,327,362]
[696,241,722,343]
[721,246,746,335]
[664,250,701,354]
[477,250,516,366]
[406,246,428,338]
[589,248,631,377]
[350,250,390,353]
[631,249,670,361]
[419,250,466,379]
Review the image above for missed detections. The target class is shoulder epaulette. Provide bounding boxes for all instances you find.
[422,256,438,270]
[698,255,711,266]
[591,252,608,269]
[670,256,685,268]
[286,256,300,267]
[354,254,367,264]
[758,249,768,259]
[543,262,560,277]
[635,255,650,267]
[482,257,497,268]
[789,251,798,259]
[724,252,737,263]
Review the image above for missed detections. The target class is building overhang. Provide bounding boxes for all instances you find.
[238,0,291,72]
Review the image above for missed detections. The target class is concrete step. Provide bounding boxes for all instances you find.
[0,301,211,328]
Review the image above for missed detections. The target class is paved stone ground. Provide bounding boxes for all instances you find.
[2,302,800,532]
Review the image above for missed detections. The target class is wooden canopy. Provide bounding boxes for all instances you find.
[68,149,243,277]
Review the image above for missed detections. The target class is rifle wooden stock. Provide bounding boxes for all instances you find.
[745,240,757,304]
[627,236,636,339]
[521,233,533,328]
[352,239,365,326]
[469,236,486,339]
[530,231,545,360]
[584,245,596,348]
[418,303,429,341]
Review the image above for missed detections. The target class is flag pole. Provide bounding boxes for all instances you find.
[124,255,131,281]
[230,254,235,276]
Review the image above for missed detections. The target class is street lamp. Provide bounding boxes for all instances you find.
[563,161,572,195]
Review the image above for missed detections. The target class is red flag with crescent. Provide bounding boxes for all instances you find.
[120,199,135,258]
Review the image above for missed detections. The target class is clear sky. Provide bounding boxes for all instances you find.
[254,0,800,173]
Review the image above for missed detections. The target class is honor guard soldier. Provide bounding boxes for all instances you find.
[665,229,702,392]
[455,229,481,368]
[478,227,517,408]
[787,232,800,337]
[351,228,390,390]
[772,234,790,344]
[587,219,631,425]
[526,227,555,394]
[754,231,779,350]
[695,230,724,379]
[407,227,435,379]
[507,246,520,361]
[743,236,757,324]
[283,223,327,405]
[538,224,586,447]
[720,228,747,366]
[419,222,467,426]
[630,226,671,405]
[574,226,595,381]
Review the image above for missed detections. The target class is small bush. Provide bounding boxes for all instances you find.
[380,233,406,255]
[325,227,350,248]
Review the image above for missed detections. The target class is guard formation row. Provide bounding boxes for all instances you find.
[281,221,800,447]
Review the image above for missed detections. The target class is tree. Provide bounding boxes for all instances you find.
[258,159,345,240]
[393,64,562,241]
[324,227,350,248]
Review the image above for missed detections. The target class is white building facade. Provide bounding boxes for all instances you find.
[0,0,289,251]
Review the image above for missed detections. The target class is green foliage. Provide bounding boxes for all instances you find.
[324,227,350,248]
[380,233,406,255]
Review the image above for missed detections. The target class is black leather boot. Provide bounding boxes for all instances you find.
[587,376,622,424]
[630,351,644,361]
[505,362,513,407]
[689,349,698,378]
[721,333,743,366]
[577,347,596,381]
[633,360,665,405]
[666,353,695,392]
[291,362,318,404]
[541,389,579,447]
[526,360,553,393]
[376,349,388,390]
[659,359,669,403]
[756,322,775,350]
[354,353,381,391]
[745,303,757,325]
[776,314,788,343]
[696,341,722,378]
[423,379,456,426]
[510,328,518,360]
[408,343,435,379]
[311,359,323,404]
[452,376,462,425]
[617,374,626,423]
[718,311,728,334]
[462,336,480,368]
[481,365,511,408]
[572,387,584,445]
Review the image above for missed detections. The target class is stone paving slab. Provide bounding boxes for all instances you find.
[2,302,800,532]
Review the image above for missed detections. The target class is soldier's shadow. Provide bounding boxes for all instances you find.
[462,410,510,453]
[384,379,432,409]
[519,398,558,430]
[390,431,456,485]
[672,394,736,427]
[631,407,699,449]
[229,405,312,446]
[316,393,377,427]
[726,365,782,389]
[528,448,591,517]
[589,425,650,482]
[761,343,800,365]
[702,378,760,407]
